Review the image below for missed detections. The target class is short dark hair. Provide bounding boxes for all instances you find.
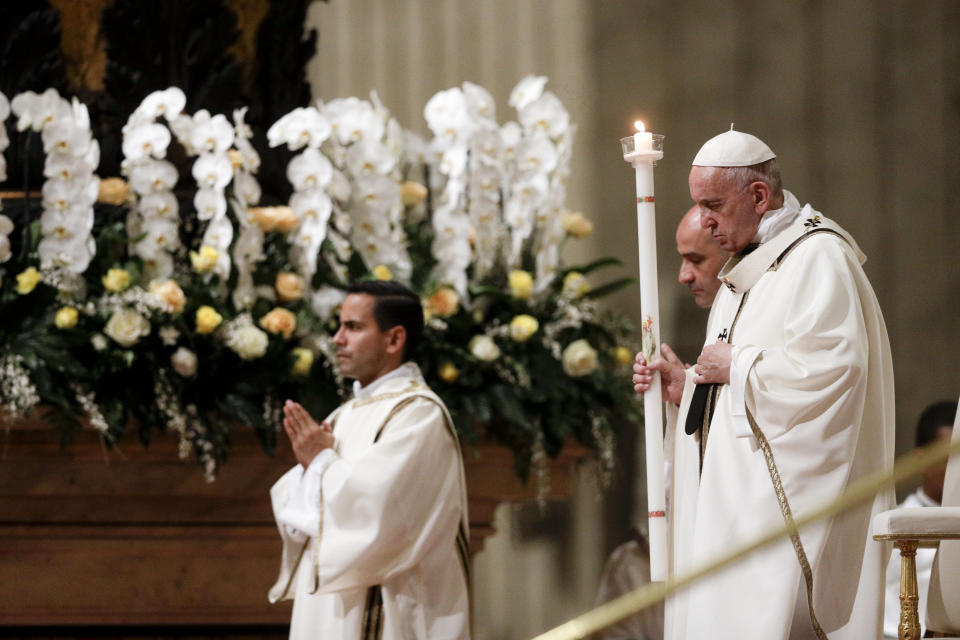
[915,400,957,448]
[346,280,424,361]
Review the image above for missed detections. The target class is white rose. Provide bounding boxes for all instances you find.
[469,335,501,362]
[561,339,599,377]
[104,309,150,347]
[227,325,268,360]
[171,347,197,377]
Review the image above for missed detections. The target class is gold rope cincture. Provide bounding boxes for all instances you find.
[530,433,960,640]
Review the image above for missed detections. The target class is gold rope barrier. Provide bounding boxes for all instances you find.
[531,434,960,640]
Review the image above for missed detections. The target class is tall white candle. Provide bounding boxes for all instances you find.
[620,125,667,582]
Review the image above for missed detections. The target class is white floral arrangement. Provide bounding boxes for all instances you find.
[0,78,637,482]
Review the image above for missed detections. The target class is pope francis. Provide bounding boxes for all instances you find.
[633,129,895,640]
[269,280,470,639]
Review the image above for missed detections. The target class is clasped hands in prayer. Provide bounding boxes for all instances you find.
[632,341,732,405]
[283,400,335,468]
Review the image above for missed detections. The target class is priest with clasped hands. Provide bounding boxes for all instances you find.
[633,129,895,640]
[268,280,471,640]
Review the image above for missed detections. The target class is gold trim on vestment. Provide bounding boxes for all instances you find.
[748,413,829,639]
[768,228,847,272]
[350,381,431,408]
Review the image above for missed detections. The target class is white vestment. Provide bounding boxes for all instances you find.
[664,197,895,640]
[269,363,471,640]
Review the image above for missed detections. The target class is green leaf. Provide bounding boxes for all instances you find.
[562,257,623,275]
[582,277,636,300]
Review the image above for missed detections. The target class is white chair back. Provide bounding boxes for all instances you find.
[925,396,960,632]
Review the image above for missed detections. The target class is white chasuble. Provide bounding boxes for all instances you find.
[664,208,895,640]
[269,364,470,639]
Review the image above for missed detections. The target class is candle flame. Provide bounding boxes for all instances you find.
[634,120,645,133]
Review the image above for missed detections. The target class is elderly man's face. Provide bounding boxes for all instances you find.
[677,213,727,308]
[689,166,763,253]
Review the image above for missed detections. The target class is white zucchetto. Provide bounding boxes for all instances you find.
[692,128,776,167]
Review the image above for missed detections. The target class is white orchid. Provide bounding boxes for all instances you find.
[518,91,570,138]
[194,187,227,221]
[43,148,99,182]
[232,107,261,171]
[38,233,96,273]
[127,159,178,194]
[287,147,333,191]
[290,189,333,225]
[189,113,234,154]
[327,168,351,202]
[346,140,396,177]
[0,92,8,182]
[191,152,233,190]
[17,89,102,275]
[11,88,70,132]
[310,286,346,322]
[324,97,384,145]
[139,216,181,253]
[424,87,471,143]
[138,192,179,219]
[41,117,93,158]
[508,74,548,110]
[122,123,172,161]
[0,215,13,263]
[234,170,261,205]
[136,88,186,122]
[267,106,331,150]
[463,82,497,124]
[40,205,94,238]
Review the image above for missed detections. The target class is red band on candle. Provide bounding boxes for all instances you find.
[648,510,665,518]
[637,196,655,203]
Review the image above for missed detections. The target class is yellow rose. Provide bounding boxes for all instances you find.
[275,272,305,302]
[97,177,131,206]
[104,309,150,347]
[509,314,539,342]
[562,339,599,377]
[401,181,428,207]
[250,206,300,233]
[149,279,186,314]
[16,267,41,294]
[291,347,314,375]
[562,271,590,298]
[438,362,459,383]
[259,307,297,339]
[372,265,393,281]
[561,211,594,238]
[190,245,220,273]
[55,306,79,329]
[426,287,460,318]
[195,305,223,334]
[612,346,633,367]
[508,269,534,300]
[102,268,131,293]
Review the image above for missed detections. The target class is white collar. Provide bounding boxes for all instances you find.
[752,190,802,244]
[352,361,424,400]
